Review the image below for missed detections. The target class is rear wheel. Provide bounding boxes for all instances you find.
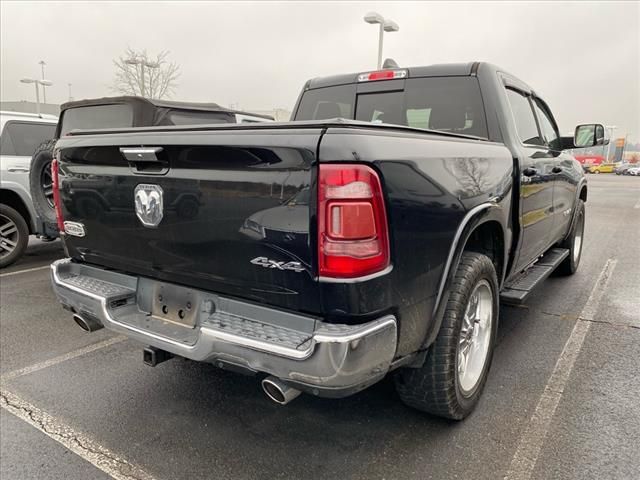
[0,204,29,268]
[556,199,585,276]
[395,252,499,419]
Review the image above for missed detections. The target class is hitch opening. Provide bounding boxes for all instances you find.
[143,347,173,367]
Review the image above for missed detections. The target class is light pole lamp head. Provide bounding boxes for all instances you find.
[20,78,36,84]
[364,11,384,24]
[124,58,140,65]
[383,20,399,32]
[39,80,53,86]
[144,61,160,69]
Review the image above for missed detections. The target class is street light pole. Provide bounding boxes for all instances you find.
[39,60,47,103]
[144,61,159,98]
[605,125,617,162]
[125,58,159,98]
[20,78,53,117]
[34,81,41,116]
[364,12,400,69]
[377,22,384,70]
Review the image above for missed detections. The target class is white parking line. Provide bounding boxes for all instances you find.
[505,258,617,480]
[634,198,640,209]
[0,264,51,277]
[1,336,127,383]
[1,388,157,480]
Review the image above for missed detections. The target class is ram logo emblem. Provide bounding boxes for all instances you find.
[134,184,164,227]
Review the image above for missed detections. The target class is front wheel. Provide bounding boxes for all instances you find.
[556,199,585,276]
[395,252,499,419]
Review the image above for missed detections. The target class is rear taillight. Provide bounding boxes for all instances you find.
[318,164,390,278]
[51,158,65,232]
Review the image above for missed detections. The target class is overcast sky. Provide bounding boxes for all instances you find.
[1,1,638,140]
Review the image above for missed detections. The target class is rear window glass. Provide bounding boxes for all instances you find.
[295,77,488,138]
[295,84,356,121]
[60,104,133,135]
[0,121,56,156]
[167,110,235,125]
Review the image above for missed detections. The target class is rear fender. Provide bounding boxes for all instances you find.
[420,202,506,350]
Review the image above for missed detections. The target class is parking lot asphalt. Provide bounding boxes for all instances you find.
[1,174,638,480]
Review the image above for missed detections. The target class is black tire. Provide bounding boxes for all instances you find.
[556,199,585,276]
[395,252,499,420]
[0,204,29,269]
[29,139,58,233]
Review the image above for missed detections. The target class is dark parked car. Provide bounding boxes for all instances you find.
[50,63,598,420]
[29,96,273,238]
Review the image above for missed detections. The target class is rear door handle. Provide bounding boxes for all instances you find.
[523,167,538,177]
[552,166,563,174]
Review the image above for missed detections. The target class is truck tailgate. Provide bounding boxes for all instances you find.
[56,128,321,314]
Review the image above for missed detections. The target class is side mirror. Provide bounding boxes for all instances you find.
[574,124,605,148]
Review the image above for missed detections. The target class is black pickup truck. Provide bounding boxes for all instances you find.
[50,62,603,419]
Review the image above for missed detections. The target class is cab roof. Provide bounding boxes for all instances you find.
[305,62,478,90]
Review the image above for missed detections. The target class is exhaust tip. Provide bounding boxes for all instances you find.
[261,376,301,405]
[73,314,103,332]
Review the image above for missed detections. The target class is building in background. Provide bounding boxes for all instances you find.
[1,101,60,116]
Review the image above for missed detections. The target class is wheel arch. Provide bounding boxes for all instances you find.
[579,184,587,202]
[420,203,506,351]
[0,188,34,233]
[563,179,588,242]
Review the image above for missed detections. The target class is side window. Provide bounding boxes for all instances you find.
[533,99,560,150]
[2,122,56,156]
[506,89,544,146]
[0,124,16,155]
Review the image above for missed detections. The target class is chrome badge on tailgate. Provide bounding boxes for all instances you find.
[250,256,305,273]
[135,184,164,227]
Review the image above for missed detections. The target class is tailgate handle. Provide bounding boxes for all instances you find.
[120,147,164,163]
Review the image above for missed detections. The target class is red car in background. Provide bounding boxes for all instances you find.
[574,154,604,172]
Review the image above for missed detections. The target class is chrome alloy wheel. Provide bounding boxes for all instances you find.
[457,279,494,395]
[0,213,19,259]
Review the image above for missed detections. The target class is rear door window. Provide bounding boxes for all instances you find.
[60,104,133,135]
[506,89,544,146]
[0,121,56,156]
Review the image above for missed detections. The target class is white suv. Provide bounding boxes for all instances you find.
[0,111,58,267]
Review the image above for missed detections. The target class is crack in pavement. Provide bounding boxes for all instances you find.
[505,305,638,330]
[582,317,640,330]
[1,388,156,480]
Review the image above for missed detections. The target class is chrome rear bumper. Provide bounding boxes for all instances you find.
[50,259,397,397]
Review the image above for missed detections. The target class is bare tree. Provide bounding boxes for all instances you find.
[112,48,180,99]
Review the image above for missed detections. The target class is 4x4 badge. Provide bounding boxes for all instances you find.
[250,256,304,273]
